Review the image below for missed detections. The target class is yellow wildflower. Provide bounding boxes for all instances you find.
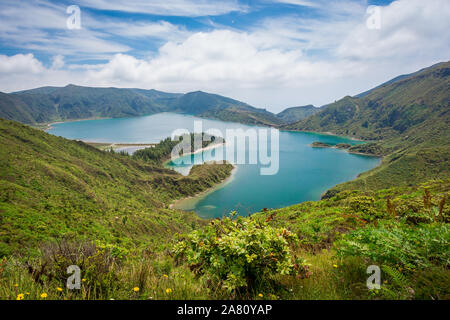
[258,293,263,298]
[13,283,18,287]
[82,278,86,282]
[166,288,172,294]
[40,293,48,298]
[163,274,169,278]
[57,287,63,292]
[133,287,140,292]
[16,293,24,300]
[333,264,338,268]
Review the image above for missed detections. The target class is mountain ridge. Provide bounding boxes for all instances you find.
[1,84,282,127]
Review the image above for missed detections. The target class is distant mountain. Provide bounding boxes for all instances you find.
[0,85,281,126]
[284,60,450,192]
[285,61,449,140]
[166,91,282,126]
[276,105,319,124]
[5,85,179,124]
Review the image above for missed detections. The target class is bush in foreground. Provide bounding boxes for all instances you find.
[173,212,307,295]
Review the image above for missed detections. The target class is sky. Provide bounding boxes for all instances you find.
[0,0,449,112]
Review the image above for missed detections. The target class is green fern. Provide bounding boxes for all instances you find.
[382,265,408,288]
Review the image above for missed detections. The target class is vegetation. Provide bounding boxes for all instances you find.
[168,91,282,126]
[335,143,352,149]
[0,119,232,256]
[311,141,333,148]
[0,85,281,127]
[0,61,449,301]
[250,179,450,300]
[276,105,319,124]
[310,142,353,151]
[284,61,450,193]
[174,212,306,295]
[132,133,220,165]
[1,174,448,300]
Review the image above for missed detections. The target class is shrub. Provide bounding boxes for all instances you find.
[173,212,304,293]
[0,243,11,258]
[25,240,122,298]
[348,196,383,221]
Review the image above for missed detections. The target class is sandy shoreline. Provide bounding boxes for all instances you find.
[184,141,225,157]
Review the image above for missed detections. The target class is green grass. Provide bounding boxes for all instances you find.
[0,113,448,300]
[0,119,234,255]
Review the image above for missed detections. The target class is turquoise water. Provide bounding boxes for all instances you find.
[48,113,380,218]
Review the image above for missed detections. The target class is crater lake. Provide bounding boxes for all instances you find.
[48,112,380,218]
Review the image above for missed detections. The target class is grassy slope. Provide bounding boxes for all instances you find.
[0,62,448,300]
[250,178,449,300]
[0,119,233,255]
[284,61,450,193]
[276,105,319,124]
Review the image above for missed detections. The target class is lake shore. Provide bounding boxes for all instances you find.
[84,142,156,152]
[44,114,382,216]
[310,142,382,158]
[170,163,238,211]
[281,128,369,142]
[41,117,112,131]
[163,141,225,167]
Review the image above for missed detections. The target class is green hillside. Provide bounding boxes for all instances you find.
[0,118,233,255]
[284,61,450,193]
[276,105,319,124]
[1,118,447,300]
[0,62,448,301]
[167,91,281,126]
[0,85,281,127]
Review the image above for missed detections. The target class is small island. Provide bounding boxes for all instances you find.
[310,141,383,157]
[311,141,352,149]
[310,141,334,148]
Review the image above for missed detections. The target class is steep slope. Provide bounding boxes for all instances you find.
[0,85,280,126]
[284,61,450,193]
[0,92,37,124]
[276,105,319,124]
[167,91,282,126]
[355,61,448,98]
[286,61,449,140]
[0,118,233,254]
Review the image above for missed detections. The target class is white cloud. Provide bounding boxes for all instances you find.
[85,30,345,89]
[0,0,449,110]
[0,54,44,74]
[51,55,65,69]
[0,1,130,58]
[77,0,246,17]
[87,19,191,42]
[271,0,319,7]
[337,0,450,61]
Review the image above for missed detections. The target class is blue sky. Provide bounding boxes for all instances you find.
[0,0,449,111]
